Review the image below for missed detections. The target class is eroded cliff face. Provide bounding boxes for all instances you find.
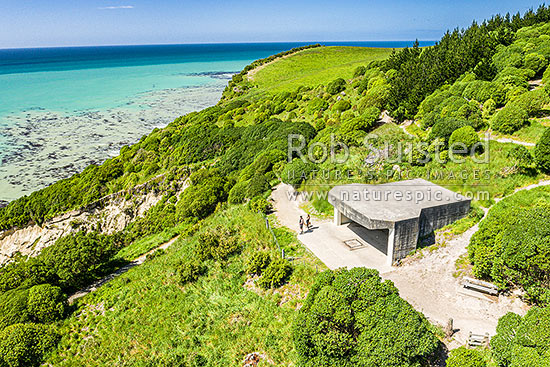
[0,177,185,265]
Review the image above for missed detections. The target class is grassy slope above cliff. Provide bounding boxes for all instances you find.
[250,46,394,94]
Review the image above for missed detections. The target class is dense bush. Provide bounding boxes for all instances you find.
[524,52,547,74]
[307,97,329,113]
[0,323,59,367]
[326,78,347,95]
[543,65,550,85]
[248,196,272,215]
[257,258,292,289]
[281,159,315,186]
[194,226,240,262]
[469,199,550,304]
[246,174,271,199]
[246,252,271,275]
[227,181,248,204]
[176,169,232,220]
[430,117,470,145]
[491,307,550,366]
[293,268,439,366]
[332,99,351,112]
[449,126,481,153]
[26,284,65,323]
[446,347,487,367]
[176,261,205,285]
[353,66,367,77]
[534,128,550,172]
[41,232,119,290]
[490,104,529,134]
[0,289,30,331]
[507,145,534,171]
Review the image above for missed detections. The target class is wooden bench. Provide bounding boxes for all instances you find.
[462,276,499,296]
[468,332,490,347]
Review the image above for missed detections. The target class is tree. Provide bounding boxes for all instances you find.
[293,268,439,367]
[534,128,550,172]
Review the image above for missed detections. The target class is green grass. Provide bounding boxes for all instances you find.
[47,206,325,366]
[249,46,395,95]
[113,223,188,261]
[483,118,549,143]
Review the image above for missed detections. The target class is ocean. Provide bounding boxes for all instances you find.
[0,41,434,202]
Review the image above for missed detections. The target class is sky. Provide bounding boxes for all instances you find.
[0,0,546,48]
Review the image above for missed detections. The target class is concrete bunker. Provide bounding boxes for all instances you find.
[328,179,471,266]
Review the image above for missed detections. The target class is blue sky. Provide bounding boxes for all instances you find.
[0,0,545,48]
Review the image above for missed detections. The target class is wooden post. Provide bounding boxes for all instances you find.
[445,318,454,338]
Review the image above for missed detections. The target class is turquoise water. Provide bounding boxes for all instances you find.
[0,60,244,115]
[0,41,434,202]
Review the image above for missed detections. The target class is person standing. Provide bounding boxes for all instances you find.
[299,216,304,234]
[306,214,311,229]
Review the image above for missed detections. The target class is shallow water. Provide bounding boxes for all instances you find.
[0,41,433,202]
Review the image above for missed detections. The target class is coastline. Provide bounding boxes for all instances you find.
[0,82,228,202]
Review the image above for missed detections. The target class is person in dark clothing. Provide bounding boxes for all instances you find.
[299,216,304,234]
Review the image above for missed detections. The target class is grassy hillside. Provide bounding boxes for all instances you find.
[249,46,394,94]
[47,206,325,366]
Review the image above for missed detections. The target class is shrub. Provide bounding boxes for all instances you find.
[491,308,550,366]
[490,104,529,134]
[248,196,272,215]
[469,202,550,303]
[281,159,315,186]
[446,347,487,367]
[257,258,292,289]
[0,289,30,331]
[176,262,205,284]
[512,88,550,116]
[246,252,271,275]
[543,66,550,85]
[326,78,346,95]
[0,323,60,367]
[227,181,248,204]
[430,117,470,145]
[246,174,270,199]
[408,146,430,166]
[176,170,231,220]
[332,99,351,112]
[482,98,496,119]
[353,66,366,77]
[524,53,548,74]
[27,284,65,323]
[507,145,534,171]
[449,126,481,153]
[293,268,439,366]
[307,97,329,113]
[535,128,550,172]
[41,232,118,290]
[195,226,240,262]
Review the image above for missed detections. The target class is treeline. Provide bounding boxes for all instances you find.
[383,4,550,119]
